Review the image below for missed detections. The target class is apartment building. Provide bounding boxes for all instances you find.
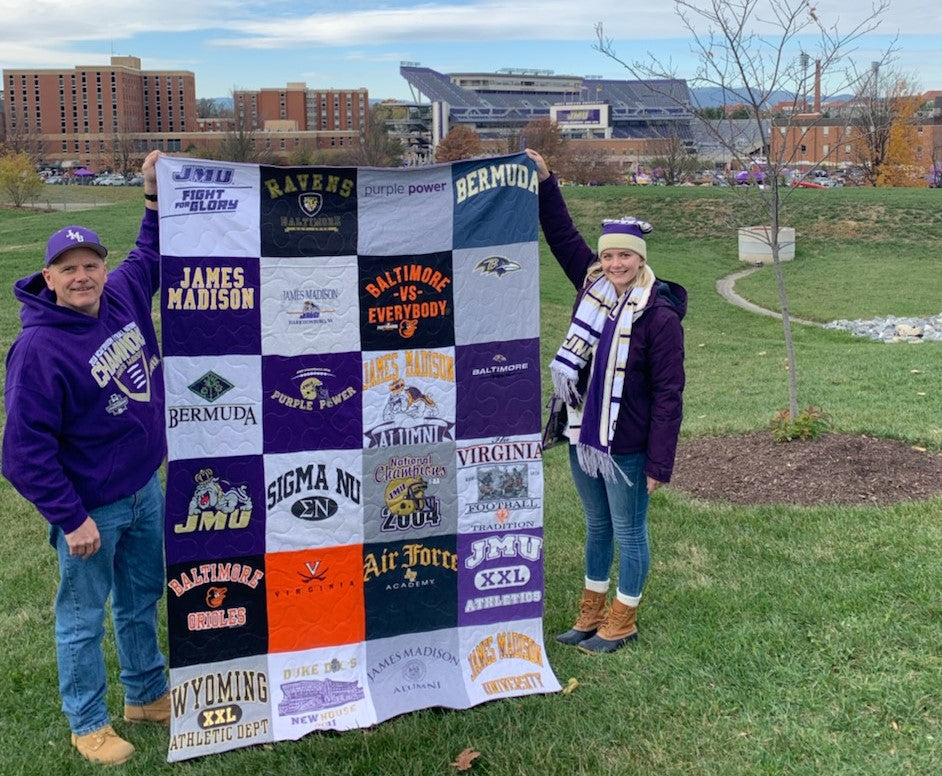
[3,56,196,169]
[2,60,370,170]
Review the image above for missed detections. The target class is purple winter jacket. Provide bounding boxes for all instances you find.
[2,209,166,534]
[539,174,686,482]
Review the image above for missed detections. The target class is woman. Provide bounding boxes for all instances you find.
[527,149,686,654]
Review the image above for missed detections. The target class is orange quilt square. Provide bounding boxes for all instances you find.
[266,545,365,652]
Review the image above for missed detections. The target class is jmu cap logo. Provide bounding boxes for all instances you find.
[299,193,323,217]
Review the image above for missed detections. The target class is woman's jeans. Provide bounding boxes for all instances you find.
[50,472,168,735]
[569,447,650,597]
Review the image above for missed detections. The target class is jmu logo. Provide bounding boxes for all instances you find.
[174,468,253,534]
[474,256,521,277]
[384,476,432,516]
[171,165,235,184]
[299,193,323,217]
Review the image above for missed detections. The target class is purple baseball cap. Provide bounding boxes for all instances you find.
[45,225,109,266]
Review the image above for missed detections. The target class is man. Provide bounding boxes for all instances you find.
[3,150,169,765]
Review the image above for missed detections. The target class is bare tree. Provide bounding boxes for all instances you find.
[596,0,892,423]
[111,119,146,178]
[2,108,45,165]
[219,92,260,163]
[647,124,702,184]
[349,104,405,167]
[197,98,223,119]
[557,146,624,185]
[931,131,942,188]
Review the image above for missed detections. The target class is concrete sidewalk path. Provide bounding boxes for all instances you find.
[716,266,823,328]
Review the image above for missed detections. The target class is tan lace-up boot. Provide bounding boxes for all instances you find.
[578,600,639,654]
[556,588,608,645]
[71,724,135,765]
[124,691,170,725]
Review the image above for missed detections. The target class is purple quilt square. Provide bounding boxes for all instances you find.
[165,455,266,564]
[262,352,362,453]
[458,528,545,627]
[455,338,541,440]
[162,256,261,356]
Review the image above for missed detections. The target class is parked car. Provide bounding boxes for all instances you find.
[790,177,828,189]
[735,169,764,185]
[94,174,127,186]
[126,175,144,186]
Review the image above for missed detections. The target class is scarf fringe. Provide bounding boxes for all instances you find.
[550,365,581,407]
[576,444,633,485]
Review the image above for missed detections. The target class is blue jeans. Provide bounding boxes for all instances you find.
[50,472,168,735]
[569,447,650,598]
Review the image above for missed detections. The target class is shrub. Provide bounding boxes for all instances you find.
[769,406,830,442]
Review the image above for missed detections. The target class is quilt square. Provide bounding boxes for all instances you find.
[259,166,358,257]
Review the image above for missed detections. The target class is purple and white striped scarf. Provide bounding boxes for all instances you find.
[550,266,655,481]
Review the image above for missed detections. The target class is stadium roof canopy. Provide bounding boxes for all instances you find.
[399,64,695,137]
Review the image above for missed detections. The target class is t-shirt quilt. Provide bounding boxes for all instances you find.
[156,152,559,761]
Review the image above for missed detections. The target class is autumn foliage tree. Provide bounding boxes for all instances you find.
[0,152,43,207]
[850,72,924,187]
[876,91,927,187]
[513,118,569,169]
[435,125,483,162]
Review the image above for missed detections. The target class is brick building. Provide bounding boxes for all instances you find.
[3,56,196,170]
[2,60,370,170]
[233,83,368,134]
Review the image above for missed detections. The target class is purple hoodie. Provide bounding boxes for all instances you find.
[3,209,166,533]
[539,174,686,482]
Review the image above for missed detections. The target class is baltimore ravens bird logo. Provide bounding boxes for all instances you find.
[475,255,521,277]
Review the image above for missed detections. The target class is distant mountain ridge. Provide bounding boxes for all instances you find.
[203,89,849,111]
[690,86,851,108]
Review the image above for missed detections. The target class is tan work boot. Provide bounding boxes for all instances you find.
[124,691,171,725]
[556,588,608,645]
[578,599,639,654]
[71,724,135,765]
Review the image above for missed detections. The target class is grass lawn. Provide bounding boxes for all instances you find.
[0,184,939,775]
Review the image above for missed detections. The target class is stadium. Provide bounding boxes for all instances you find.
[394,63,697,166]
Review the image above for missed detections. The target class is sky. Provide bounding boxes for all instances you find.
[2,1,940,101]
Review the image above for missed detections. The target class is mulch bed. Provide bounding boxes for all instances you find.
[670,433,942,507]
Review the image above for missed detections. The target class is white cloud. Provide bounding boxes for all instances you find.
[1,1,936,54]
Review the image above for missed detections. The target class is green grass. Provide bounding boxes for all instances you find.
[1,186,940,775]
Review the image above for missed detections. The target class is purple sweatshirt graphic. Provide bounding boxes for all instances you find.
[3,209,166,533]
[538,174,686,482]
